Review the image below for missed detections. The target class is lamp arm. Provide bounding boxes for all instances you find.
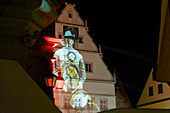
[52,76,57,87]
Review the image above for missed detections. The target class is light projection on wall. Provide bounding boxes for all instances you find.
[53,30,100,111]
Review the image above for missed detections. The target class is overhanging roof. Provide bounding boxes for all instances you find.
[0,59,61,113]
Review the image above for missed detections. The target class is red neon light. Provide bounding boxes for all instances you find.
[43,37,63,43]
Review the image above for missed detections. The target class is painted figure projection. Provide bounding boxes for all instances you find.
[53,30,100,111]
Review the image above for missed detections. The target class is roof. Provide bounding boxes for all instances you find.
[99,108,170,113]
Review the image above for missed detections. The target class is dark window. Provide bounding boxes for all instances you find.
[79,36,84,43]
[149,86,153,96]
[64,96,71,108]
[59,33,62,38]
[158,84,163,94]
[85,63,93,72]
[68,11,72,18]
[100,98,107,110]
[87,97,95,109]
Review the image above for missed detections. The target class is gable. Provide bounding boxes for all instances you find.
[81,52,113,81]
[76,27,98,52]
[137,68,170,108]
[57,3,84,26]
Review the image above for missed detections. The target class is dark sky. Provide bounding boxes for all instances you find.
[64,0,162,107]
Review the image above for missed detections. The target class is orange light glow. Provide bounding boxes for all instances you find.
[45,78,53,87]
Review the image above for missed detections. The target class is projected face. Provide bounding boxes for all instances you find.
[63,38,74,49]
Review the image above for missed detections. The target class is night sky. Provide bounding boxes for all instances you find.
[63,0,162,107]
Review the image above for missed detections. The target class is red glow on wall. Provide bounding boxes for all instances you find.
[55,79,65,89]
[42,37,63,52]
[41,45,54,52]
[43,37,63,43]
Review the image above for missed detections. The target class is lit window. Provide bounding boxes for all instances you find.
[149,86,153,96]
[79,36,84,43]
[64,96,71,108]
[100,98,107,110]
[74,98,81,108]
[158,84,163,94]
[85,63,93,72]
[68,11,72,18]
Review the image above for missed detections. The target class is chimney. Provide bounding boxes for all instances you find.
[98,44,102,53]
[85,19,88,27]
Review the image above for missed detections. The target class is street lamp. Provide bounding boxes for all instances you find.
[44,73,57,87]
[44,73,58,102]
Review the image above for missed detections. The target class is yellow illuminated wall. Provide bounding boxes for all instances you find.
[137,68,170,109]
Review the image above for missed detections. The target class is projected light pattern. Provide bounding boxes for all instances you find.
[53,30,100,112]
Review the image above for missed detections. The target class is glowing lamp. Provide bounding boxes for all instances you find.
[44,74,57,87]
[55,78,65,90]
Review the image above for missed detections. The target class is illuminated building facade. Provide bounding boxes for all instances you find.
[137,68,170,109]
[52,3,116,113]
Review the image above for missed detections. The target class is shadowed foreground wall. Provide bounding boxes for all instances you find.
[0,59,61,113]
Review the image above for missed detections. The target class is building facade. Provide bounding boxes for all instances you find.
[52,3,116,113]
[137,68,170,108]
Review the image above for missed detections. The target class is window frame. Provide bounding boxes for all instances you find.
[64,96,71,108]
[68,11,72,18]
[158,84,163,94]
[85,62,93,73]
[79,36,84,44]
[100,98,108,110]
[148,86,153,96]
[58,32,62,38]
[87,97,95,109]
[74,98,81,108]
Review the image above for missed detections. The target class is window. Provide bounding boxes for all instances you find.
[63,26,79,39]
[68,11,72,18]
[79,36,84,43]
[87,97,95,109]
[100,98,107,110]
[120,100,125,108]
[64,96,71,108]
[74,98,81,108]
[58,33,62,38]
[158,84,163,94]
[85,63,93,72]
[149,86,153,96]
